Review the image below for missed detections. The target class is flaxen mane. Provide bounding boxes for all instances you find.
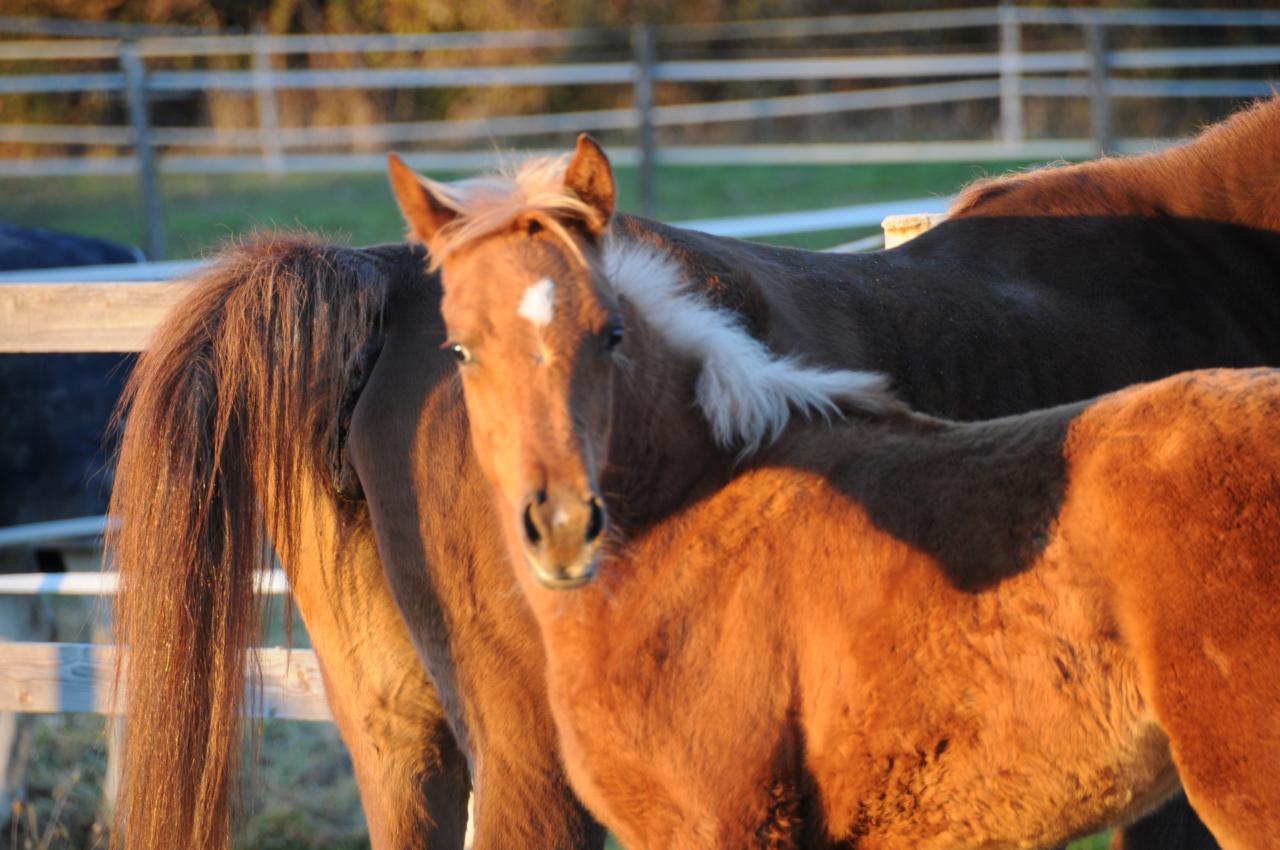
[951,96,1280,229]
[417,155,599,266]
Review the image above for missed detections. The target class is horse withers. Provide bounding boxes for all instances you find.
[390,133,1280,849]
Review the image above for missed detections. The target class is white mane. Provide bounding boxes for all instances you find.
[603,239,890,456]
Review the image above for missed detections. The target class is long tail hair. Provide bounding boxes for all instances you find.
[107,233,396,849]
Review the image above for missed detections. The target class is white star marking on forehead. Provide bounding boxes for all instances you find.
[518,277,556,327]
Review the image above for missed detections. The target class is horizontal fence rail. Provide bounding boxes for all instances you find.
[0,194,937,354]
[2,5,1279,257]
[674,196,950,239]
[0,516,113,549]
[0,569,289,595]
[0,516,307,719]
[0,280,189,351]
[3,46,1279,95]
[0,642,329,720]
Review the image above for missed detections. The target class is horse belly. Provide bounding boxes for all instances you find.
[803,574,1182,850]
[813,680,1179,849]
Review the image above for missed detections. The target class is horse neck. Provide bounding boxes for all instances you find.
[612,214,882,377]
[603,310,727,531]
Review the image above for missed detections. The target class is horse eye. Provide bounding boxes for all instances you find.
[449,343,473,364]
[527,219,543,236]
[605,323,624,351]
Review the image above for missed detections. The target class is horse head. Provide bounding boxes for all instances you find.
[388,135,622,590]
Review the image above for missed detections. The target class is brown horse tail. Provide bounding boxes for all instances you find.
[107,233,397,850]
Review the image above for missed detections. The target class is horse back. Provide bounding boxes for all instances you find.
[866,215,1280,418]
[619,213,1280,424]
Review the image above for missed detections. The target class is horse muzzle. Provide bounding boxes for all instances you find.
[520,487,607,590]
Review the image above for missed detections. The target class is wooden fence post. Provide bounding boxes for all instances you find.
[998,2,1023,146]
[631,23,656,217]
[252,26,284,176]
[1086,21,1113,156]
[119,41,165,260]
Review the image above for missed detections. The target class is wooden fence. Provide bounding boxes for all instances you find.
[0,273,332,721]
[3,5,1279,257]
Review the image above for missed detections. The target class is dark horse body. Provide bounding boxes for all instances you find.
[111,100,1280,848]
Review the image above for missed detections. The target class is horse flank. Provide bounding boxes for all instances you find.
[950,95,1280,229]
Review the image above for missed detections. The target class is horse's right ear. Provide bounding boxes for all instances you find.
[387,153,457,245]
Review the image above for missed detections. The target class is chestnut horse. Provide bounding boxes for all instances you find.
[404,141,1280,848]
[110,99,1280,848]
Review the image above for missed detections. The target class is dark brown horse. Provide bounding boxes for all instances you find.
[392,130,1280,849]
[110,98,1280,848]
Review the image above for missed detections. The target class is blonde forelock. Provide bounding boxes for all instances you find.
[424,155,599,269]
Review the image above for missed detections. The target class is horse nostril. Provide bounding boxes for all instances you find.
[523,501,542,546]
[584,497,605,544]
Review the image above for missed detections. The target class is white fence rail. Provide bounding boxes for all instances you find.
[0,511,316,718]
[0,264,321,717]
[2,5,1278,257]
[0,642,329,720]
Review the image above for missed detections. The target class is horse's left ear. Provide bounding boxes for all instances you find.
[387,152,457,246]
[564,133,615,234]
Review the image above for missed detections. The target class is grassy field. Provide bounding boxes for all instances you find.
[7,159,1115,850]
[0,160,1039,258]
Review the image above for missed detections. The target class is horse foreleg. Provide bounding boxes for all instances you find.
[1147,662,1280,850]
[286,489,470,850]
[360,454,607,850]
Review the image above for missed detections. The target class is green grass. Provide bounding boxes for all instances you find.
[0,161,1040,259]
